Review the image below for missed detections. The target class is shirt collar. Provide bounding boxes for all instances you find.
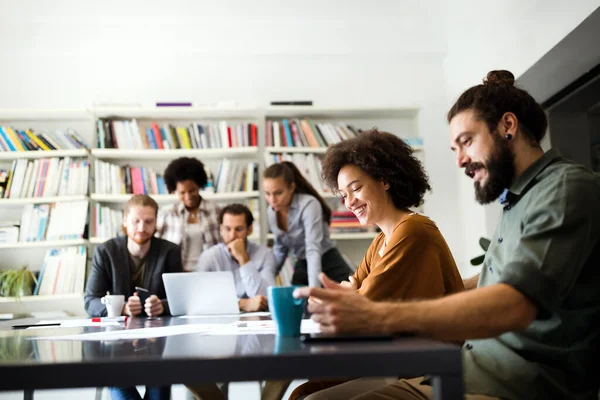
[289,193,301,210]
[498,148,562,204]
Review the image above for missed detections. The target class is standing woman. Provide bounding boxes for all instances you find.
[263,161,353,287]
[156,157,220,272]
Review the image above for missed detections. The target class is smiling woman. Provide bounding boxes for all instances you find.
[319,129,464,301]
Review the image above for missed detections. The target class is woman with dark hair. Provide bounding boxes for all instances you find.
[289,129,464,400]
[156,157,220,271]
[263,161,353,287]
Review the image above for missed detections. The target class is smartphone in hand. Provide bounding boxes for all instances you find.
[135,287,151,306]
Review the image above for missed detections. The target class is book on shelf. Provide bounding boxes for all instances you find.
[18,200,88,242]
[93,204,123,239]
[34,245,87,296]
[94,159,168,195]
[0,169,8,198]
[275,257,294,287]
[96,119,259,149]
[264,153,328,193]
[0,126,88,152]
[265,119,424,150]
[213,159,258,194]
[0,226,19,243]
[266,119,361,148]
[1,157,89,199]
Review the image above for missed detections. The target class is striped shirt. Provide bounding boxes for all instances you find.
[155,199,221,271]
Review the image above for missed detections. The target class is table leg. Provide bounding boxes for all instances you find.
[23,390,33,400]
[432,375,463,400]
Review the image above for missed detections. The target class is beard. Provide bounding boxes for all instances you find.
[465,134,515,205]
[123,227,154,245]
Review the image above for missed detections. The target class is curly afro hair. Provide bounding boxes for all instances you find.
[321,129,430,209]
[163,157,208,193]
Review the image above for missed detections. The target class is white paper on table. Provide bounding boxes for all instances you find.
[203,319,321,336]
[32,323,228,341]
[35,319,121,328]
[31,319,320,341]
[178,311,271,319]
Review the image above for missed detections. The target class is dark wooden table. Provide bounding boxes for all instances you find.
[0,316,463,400]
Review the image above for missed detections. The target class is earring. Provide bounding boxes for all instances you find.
[505,134,513,140]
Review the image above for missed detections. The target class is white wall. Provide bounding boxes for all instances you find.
[0,0,467,268]
[444,0,600,274]
[1,0,599,274]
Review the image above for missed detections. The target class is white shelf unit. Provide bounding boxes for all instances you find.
[91,147,258,160]
[0,110,94,317]
[91,191,260,203]
[0,239,88,250]
[0,293,85,316]
[0,195,88,205]
[0,149,89,160]
[265,146,328,154]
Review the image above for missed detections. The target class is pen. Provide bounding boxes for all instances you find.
[91,316,128,323]
[12,323,61,330]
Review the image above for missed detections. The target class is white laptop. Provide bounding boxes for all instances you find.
[163,271,239,316]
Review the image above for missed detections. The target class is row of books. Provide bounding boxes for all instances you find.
[264,153,328,193]
[330,211,377,233]
[94,159,258,195]
[93,160,168,196]
[214,160,259,194]
[92,204,123,239]
[266,119,361,148]
[17,200,88,242]
[0,157,89,199]
[34,246,86,296]
[0,126,88,152]
[97,119,259,150]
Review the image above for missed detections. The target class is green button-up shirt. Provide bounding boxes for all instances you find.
[463,149,600,400]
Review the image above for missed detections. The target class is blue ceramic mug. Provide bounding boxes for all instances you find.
[267,286,306,337]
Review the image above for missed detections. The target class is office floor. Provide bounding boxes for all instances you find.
[0,381,305,400]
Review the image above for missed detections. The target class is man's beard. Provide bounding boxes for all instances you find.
[465,134,515,205]
[124,227,154,245]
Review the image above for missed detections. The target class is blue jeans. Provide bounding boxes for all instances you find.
[109,386,171,400]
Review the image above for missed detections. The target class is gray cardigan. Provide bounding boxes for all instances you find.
[84,236,183,317]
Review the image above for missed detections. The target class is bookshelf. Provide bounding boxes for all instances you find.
[0,195,88,205]
[91,147,258,160]
[0,105,423,311]
[0,293,85,316]
[0,239,88,250]
[0,149,88,160]
[0,109,94,317]
[90,191,260,204]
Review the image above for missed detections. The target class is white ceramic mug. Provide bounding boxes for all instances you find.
[101,294,125,318]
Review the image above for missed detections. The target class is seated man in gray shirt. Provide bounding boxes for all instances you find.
[196,203,277,312]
